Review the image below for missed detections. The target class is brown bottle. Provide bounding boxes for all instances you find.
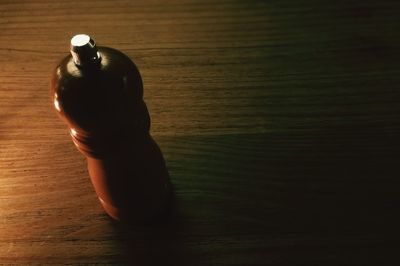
[51,34,171,223]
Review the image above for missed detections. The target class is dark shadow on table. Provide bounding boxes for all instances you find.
[109,184,188,266]
[109,128,400,265]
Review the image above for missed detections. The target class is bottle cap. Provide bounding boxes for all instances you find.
[70,34,101,67]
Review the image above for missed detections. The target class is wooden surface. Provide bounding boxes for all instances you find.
[1,0,399,265]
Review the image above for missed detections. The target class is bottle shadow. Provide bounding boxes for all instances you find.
[108,184,186,266]
[107,130,400,264]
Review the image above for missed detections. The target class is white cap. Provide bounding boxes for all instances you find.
[70,34,101,67]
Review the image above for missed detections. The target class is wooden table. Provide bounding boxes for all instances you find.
[1,0,399,265]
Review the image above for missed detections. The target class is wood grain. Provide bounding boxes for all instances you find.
[0,0,399,265]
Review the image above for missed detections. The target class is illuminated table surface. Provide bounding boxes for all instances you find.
[0,0,399,265]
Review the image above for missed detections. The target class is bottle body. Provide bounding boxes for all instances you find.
[87,135,170,222]
[51,46,171,223]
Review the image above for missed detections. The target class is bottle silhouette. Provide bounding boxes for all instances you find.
[51,34,171,223]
